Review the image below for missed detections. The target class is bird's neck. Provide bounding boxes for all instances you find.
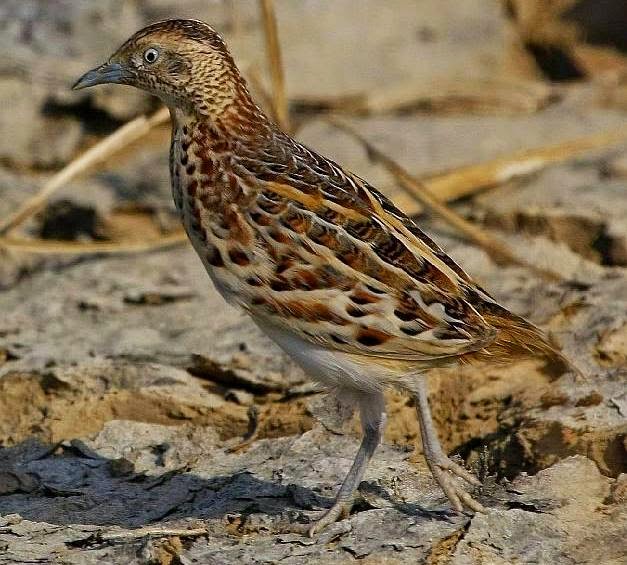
[170,77,274,142]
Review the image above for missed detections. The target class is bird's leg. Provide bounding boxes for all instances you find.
[293,390,386,537]
[413,375,486,513]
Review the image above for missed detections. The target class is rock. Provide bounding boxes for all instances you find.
[0,0,146,167]
[0,421,624,563]
[38,199,104,241]
[0,361,249,446]
[0,248,307,392]
[0,79,83,168]
[452,457,626,565]
[475,162,627,266]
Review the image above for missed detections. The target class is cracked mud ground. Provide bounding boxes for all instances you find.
[1,1,626,563]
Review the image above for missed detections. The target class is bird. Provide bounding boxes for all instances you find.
[74,19,575,536]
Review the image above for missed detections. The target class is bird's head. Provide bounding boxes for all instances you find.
[73,19,246,117]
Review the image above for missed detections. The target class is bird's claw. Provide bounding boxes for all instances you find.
[290,499,353,537]
[429,454,486,513]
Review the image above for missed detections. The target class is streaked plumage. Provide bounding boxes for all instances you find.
[74,19,574,535]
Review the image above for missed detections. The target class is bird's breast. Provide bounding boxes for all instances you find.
[169,124,263,305]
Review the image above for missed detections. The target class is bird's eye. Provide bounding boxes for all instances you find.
[143,48,160,64]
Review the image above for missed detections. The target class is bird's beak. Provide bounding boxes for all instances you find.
[72,62,130,90]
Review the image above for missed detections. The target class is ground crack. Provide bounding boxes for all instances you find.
[425,519,471,564]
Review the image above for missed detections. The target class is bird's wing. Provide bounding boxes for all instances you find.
[233,139,498,361]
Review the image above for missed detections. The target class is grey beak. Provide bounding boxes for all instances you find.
[72,62,129,90]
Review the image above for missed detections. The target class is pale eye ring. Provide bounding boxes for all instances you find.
[143,48,160,64]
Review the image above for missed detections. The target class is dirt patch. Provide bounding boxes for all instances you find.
[0,366,315,448]
[0,369,244,445]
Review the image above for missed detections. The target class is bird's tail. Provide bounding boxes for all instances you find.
[460,303,583,380]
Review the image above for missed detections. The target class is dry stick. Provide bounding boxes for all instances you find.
[226,404,261,453]
[259,0,289,132]
[330,118,562,281]
[1,231,187,255]
[225,0,243,39]
[100,526,208,542]
[0,107,170,237]
[423,128,627,206]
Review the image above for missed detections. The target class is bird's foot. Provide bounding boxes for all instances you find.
[290,498,353,537]
[427,453,486,514]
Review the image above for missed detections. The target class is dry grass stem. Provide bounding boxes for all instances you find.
[424,127,627,203]
[259,0,289,132]
[506,0,580,47]
[0,107,170,237]
[0,230,187,255]
[330,118,562,280]
[225,0,243,39]
[100,526,208,542]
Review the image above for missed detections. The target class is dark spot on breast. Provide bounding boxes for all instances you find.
[270,278,291,292]
[310,304,347,325]
[246,276,262,286]
[187,180,198,196]
[292,269,320,290]
[268,228,291,244]
[283,301,348,326]
[346,305,367,318]
[224,208,252,246]
[181,153,189,166]
[206,244,224,267]
[182,126,189,135]
[350,290,380,305]
[188,205,202,233]
[250,211,272,226]
[227,173,241,196]
[356,328,390,347]
[181,140,191,152]
[275,256,294,274]
[200,160,214,176]
[212,139,229,152]
[186,163,196,175]
[228,247,250,266]
[394,308,418,322]
[366,284,386,294]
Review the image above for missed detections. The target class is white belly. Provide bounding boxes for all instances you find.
[257,319,388,393]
